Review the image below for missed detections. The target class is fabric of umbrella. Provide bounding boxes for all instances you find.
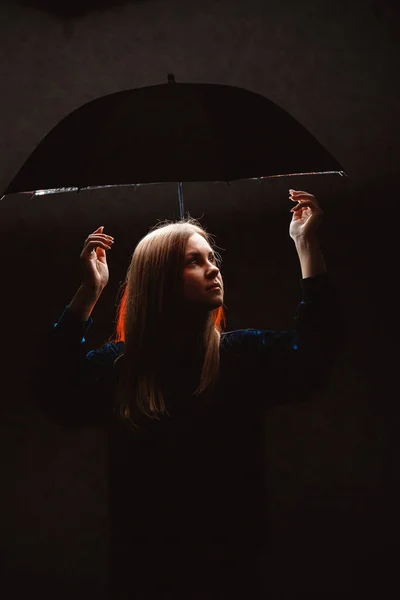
[1,74,347,217]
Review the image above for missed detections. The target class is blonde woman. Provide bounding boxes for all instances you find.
[34,189,345,599]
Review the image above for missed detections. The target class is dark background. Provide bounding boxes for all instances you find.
[0,0,398,598]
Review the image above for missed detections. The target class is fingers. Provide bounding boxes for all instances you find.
[289,190,320,209]
[290,199,314,211]
[86,234,114,249]
[289,189,316,201]
[81,229,115,259]
[288,190,323,216]
[88,233,114,242]
[92,226,114,240]
[289,189,314,196]
[83,232,114,254]
[83,240,113,254]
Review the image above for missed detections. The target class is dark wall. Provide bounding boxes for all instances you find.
[0,0,398,598]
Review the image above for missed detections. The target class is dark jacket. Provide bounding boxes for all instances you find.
[32,272,345,599]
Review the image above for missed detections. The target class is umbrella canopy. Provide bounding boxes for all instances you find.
[1,74,347,213]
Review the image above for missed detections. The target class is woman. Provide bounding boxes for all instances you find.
[34,189,345,599]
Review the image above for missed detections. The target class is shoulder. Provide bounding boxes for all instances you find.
[221,329,269,354]
[221,328,296,356]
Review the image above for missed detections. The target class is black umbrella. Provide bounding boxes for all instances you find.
[1,74,347,217]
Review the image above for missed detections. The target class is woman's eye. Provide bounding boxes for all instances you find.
[187,255,216,265]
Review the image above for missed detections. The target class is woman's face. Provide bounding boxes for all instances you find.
[182,233,224,311]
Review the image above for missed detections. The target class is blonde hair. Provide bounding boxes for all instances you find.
[105,217,226,432]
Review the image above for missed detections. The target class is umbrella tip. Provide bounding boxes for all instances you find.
[167,73,176,84]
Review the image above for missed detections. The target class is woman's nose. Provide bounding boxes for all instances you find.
[208,263,219,276]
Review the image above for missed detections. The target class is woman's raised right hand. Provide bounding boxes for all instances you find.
[79,226,114,292]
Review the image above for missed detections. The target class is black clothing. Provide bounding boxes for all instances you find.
[33,273,345,599]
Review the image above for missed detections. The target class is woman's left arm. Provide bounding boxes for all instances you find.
[269,189,345,403]
[294,235,326,279]
[258,190,345,406]
[222,190,347,407]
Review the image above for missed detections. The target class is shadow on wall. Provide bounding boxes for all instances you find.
[15,0,153,19]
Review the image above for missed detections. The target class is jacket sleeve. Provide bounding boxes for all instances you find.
[221,272,347,407]
[31,306,120,427]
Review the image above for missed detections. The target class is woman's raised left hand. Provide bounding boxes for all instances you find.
[289,189,324,241]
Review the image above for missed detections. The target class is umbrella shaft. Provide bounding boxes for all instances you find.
[178,181,184,219]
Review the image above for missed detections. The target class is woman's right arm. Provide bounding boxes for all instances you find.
[31,226,116,427]
[68,284,104,322]
[32,287,111,427]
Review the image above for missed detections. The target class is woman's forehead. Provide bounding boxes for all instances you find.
[186,233,212,253]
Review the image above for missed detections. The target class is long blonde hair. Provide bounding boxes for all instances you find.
[105,217,226,432]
